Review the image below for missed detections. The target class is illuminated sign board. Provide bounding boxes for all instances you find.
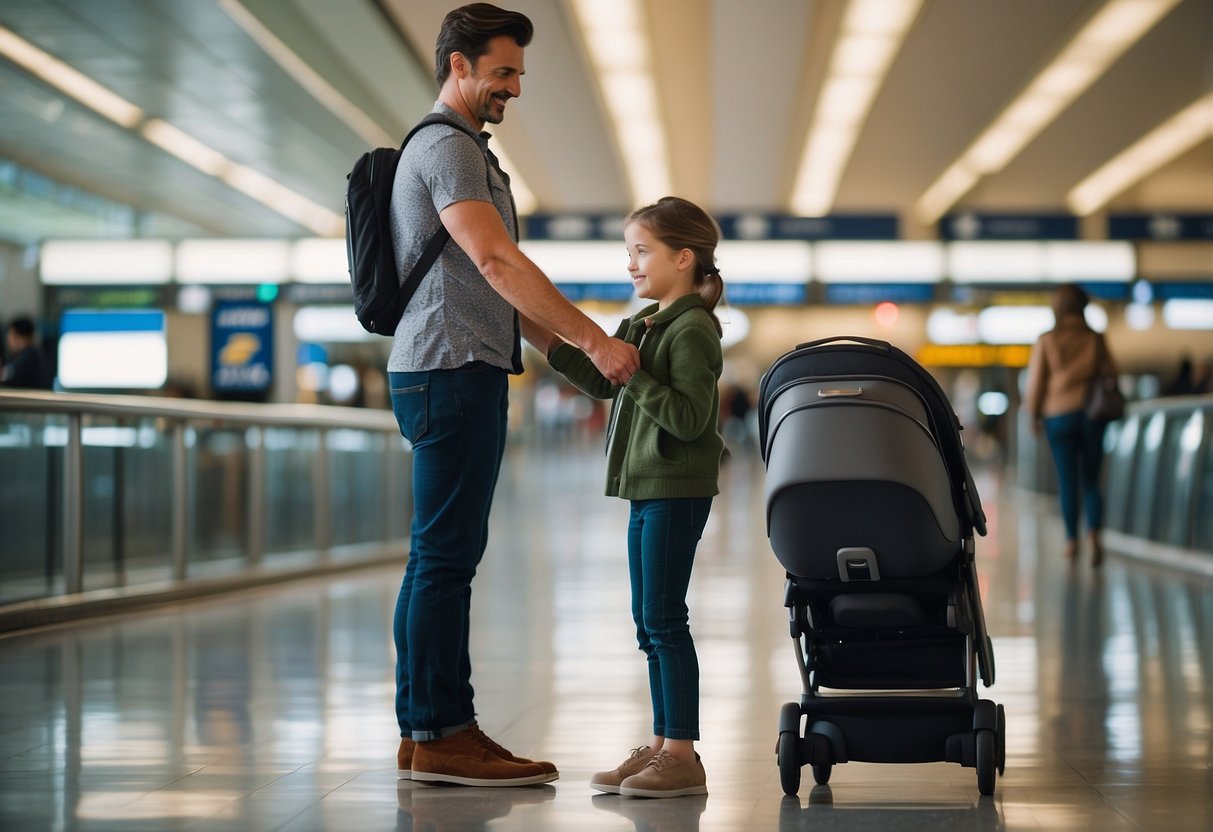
[211,302,273,395]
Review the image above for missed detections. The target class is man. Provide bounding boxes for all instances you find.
[388,4,640,787]
[0,317,53,389]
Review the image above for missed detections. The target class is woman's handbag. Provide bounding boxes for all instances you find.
[1085,334,1125,423]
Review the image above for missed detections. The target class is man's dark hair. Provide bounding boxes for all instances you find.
[434,3,533,86]
[7,316,35,339]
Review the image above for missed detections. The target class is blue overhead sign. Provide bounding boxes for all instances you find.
[726,284,807,305]
[941,212,1079,240]
[526,213,898,241]
[525,214,626,240]
[716,213,898,240]
[1152,281,1213,300]
[825,284,936,304]
[554,282,635,302]
[1107,213,1213,241]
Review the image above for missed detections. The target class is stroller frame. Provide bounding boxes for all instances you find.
[759,337,1004,796]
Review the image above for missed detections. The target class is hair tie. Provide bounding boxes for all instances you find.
[704,265,720,277]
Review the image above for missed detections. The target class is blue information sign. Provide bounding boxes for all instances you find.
[211,302,273,394]
[525,214,627,240]
[825,284,937,304]
[1152,281,1213,300]
[1107,214,1213,241]
[526,212,898,241]
[717,213,898,240]
[941,212,1079,240]
[554,283,635,302]
[726,284,807,305]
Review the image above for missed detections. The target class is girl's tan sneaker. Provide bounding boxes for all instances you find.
[618,750,707,798]
[589,746,657,794]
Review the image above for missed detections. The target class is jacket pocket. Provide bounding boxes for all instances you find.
[638,425,686,471]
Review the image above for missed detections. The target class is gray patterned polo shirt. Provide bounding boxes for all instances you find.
[387,102,520,373]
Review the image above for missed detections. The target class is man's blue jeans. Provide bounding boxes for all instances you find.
[628,497,712,741]
[389,363,508,740]
[1043,410,1107,541]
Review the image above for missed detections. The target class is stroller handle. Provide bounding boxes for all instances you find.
[795,335,893,351]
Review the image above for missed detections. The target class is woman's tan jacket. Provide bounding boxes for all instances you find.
[1025,315,1118,420]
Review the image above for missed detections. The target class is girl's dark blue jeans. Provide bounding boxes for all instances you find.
[1043,409,1107,541]
[627,497,713,741]
[389,363,508,740]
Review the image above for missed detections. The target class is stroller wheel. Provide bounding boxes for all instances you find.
[975,729,996,796]
[812,759,832,785]
[777,731,801,796]
[809,731,833,785]
[996,704,1006,776]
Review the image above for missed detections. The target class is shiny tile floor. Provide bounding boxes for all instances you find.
[2,440,1212,831]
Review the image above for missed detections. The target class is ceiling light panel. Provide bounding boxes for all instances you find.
[1068,92,1213,215]
[790,0,923,217]
[569,0,671,205]
[915,0,1182,224]
[0,25,143,128]
[0,22,343,236]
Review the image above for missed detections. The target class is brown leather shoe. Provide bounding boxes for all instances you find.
[397,737,414,780]
[411,728,552,787]
[468,723,559,779]
[619,750,707,798]
[589,746,656,794]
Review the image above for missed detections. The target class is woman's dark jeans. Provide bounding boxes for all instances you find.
[627,497,712,741]
[389,363,508,740]
[1043,410,1107,541]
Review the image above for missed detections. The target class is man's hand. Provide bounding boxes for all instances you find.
[589,337,640,386]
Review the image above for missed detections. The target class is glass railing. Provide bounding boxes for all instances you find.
[1018,395,1213,561]
[0,391,410,609]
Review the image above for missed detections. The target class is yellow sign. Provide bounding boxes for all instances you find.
[917,344,1032,368]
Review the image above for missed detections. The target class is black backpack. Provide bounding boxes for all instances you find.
[344,114,482,336]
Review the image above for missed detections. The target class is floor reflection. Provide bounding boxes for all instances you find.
[395,782,556,832]
[0,440,1210,830]
[591,792,708,832]
[777,789,1004,832]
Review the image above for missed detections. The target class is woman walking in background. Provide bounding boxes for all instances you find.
[1025,284,1119,567]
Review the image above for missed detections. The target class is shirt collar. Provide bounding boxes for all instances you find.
[433,101,491,144]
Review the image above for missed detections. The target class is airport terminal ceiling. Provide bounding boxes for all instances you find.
[0,0,1210,244]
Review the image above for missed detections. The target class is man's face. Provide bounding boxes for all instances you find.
[462,35,525,125]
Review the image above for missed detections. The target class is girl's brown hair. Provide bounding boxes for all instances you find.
[627,196,724,335]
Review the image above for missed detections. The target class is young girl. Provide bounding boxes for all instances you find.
[531,196,725,798]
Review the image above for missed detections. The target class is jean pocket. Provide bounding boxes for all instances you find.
[390,383,428,443]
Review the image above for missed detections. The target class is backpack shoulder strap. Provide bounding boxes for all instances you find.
[394,114,484,306]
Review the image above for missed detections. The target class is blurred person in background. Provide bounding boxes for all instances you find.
[1163,354,1197,397]
[1024,284,1118,567]
[0,316,53,390]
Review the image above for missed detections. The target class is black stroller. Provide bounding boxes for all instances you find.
[759,336,1004,796]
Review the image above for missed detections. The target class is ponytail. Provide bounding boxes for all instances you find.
[698,264,724,336]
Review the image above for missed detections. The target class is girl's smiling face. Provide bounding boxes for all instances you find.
[625,221,695,308]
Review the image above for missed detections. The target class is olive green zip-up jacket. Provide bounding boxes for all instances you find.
[549,293,724,499]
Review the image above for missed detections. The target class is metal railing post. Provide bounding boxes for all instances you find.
[171,422,188,581]
[247,427,265,566]
[62,413,83,594]
[314,429,331,553]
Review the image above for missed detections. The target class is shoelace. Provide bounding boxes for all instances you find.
[470,725,510,757]
[645,750,678,771]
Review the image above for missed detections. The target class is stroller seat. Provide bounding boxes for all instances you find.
[759,336,1004,796]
